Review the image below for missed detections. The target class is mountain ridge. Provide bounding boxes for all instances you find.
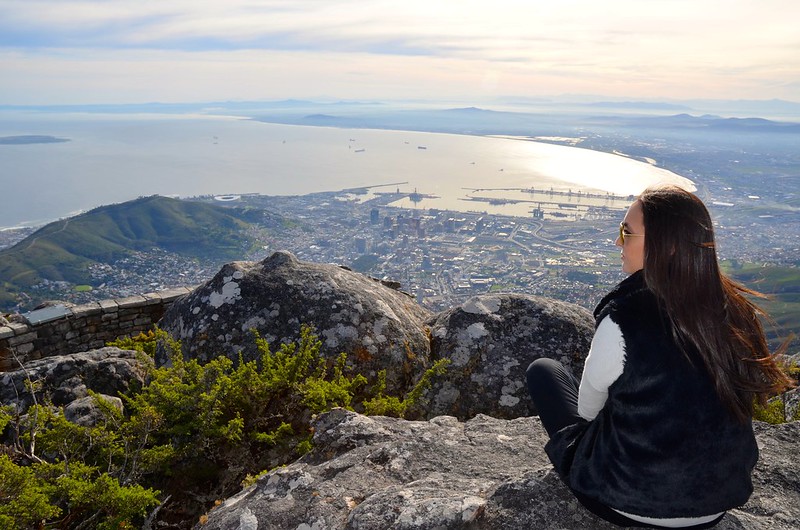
[0,195,259,309]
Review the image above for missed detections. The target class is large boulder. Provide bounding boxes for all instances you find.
[0,347,146,415]
[158,251,433,393]
[198,409,800,529]
[421,294,594,419]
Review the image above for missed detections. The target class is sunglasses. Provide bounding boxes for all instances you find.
[619,223,644,244]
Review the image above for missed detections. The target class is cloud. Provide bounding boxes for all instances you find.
[1,1,799,103]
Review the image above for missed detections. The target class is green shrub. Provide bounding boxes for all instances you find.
[364,358,450,417]
[753,398,787,424]
[0,405,12,433]
[0,453,159,530]
[108,329,160,358]
[2,325,449,528]
[0,455,61,529]
[752,354,799,424]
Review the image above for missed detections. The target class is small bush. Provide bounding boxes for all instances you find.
[0,455,61,529]
[0,452,159,530]
[2,325,448,528]
[109,329,160,358]
[364,358,450,417]
[753,398,788,424]
[753,355,799,424]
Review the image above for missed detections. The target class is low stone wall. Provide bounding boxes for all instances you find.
[0,287,194,371]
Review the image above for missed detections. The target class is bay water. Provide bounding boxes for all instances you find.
[0,113,694,228]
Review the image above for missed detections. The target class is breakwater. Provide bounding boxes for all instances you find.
[0,287,193,371]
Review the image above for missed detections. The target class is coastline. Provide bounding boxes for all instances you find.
[0,113,693,228]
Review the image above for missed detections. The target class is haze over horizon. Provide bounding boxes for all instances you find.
[1,1,799,106]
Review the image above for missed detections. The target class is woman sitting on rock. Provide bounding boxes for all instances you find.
[526,185,793,528]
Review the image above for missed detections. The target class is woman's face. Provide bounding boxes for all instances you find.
[616,200,645,274]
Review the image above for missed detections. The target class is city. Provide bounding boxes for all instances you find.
[3,183,793,317]
[1,128,797,343]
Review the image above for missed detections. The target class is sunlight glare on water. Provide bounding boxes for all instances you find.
[503,137,696,196]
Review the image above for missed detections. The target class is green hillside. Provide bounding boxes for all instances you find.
[724,262,800,352]
[0,196,255,308]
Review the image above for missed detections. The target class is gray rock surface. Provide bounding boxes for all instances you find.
[785,388,799,421]
[63,393,124,426]
[198,409,800,530]
[0,346,146,415]
[423,294,594,419]
[158,251,433,392]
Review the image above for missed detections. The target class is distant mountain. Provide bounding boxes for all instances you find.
[4,96,800,121]
[10,98,797,140]
[581,101,692,111]
[682,98,800,119]
[302,114,345,121]
[0,135,70,145]
[255,105,543,136]
[707,116,800,132]
[0,196,256,309]
[255,103,800,138]
[587,113,800,133]
[444,107,496,113]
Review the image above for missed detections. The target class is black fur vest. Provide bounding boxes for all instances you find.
[545,271,758,518]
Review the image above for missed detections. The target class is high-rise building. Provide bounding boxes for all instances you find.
[355,237,367,254]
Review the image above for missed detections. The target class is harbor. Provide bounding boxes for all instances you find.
[464,186,636,202]
[455,186,635,220]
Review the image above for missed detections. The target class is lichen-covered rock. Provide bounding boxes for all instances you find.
[198,409,800,529]
[784,388,799,421]
[421,294,594,419]
[0,347,146,415]
[745,420,800,528]
[158,251,433,393]
[64,393,124,427]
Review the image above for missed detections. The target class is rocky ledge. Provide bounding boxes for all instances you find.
[198,408,800,530]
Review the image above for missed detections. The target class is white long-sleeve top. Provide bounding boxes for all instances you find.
[578,316,626,421]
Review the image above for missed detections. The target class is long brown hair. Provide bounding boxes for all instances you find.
[638,185,793,422]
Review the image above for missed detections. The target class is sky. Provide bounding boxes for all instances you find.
[1,0,799,105]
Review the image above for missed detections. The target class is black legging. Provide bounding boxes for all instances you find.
[526,358,725,529]
[526,357,583,437]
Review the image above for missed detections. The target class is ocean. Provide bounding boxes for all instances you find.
[0,112,694,228]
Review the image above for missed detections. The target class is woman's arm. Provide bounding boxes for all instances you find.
[578,316,626,420]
